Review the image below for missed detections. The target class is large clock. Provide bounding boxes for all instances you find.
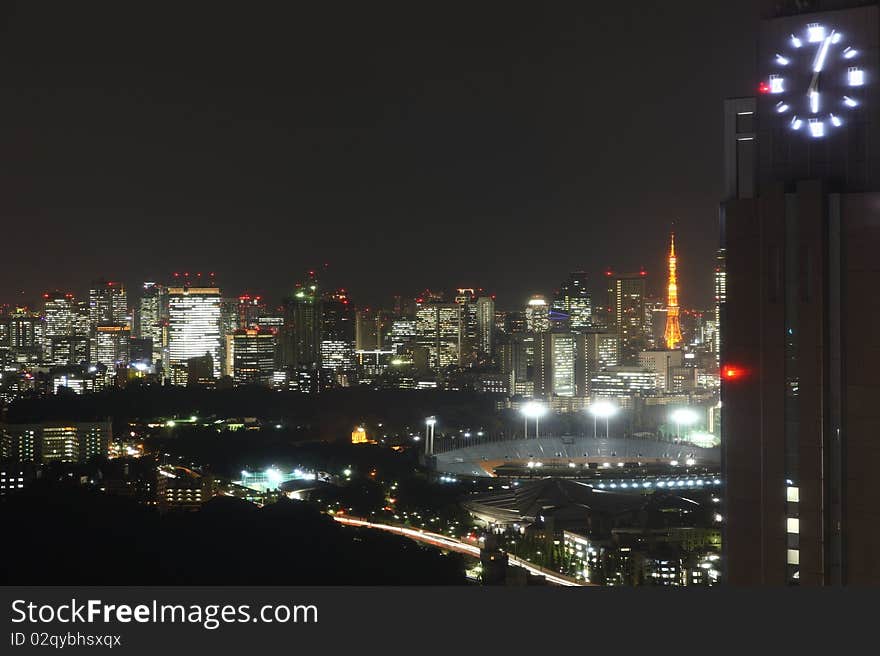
[762,22,864,137]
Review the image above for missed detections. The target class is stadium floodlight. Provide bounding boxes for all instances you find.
[521,401,548,438]
[587,400,618,438]
[670,408,700,440]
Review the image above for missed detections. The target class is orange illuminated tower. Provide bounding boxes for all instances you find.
[663,231,683,350]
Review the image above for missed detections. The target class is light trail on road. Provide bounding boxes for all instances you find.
[333,514,590,586]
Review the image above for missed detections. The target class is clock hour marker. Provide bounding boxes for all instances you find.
[776,53,789,66]
[843,96,858,107]
[830,113,842,127]
[843,47,858,59]
[776,101,789,113]
[791,116,803,130]
[809,118,824,138]
[769,74,784,93]
[848,67,864,86]
[791,34,802,48]
[807,23,825,43]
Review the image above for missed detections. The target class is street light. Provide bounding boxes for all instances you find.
[588,400,617,438]
[521,401,548,438]
[670,408,699,440]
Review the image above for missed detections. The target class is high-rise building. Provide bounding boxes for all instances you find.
[89,280,128,327]
[607,270,648,364]
[415,302,461,371]
[553,272,592,332]
[638,349,685,393]
[722,3,880,584]
[496,333,530,394]
[534,332,587,398]
[229,329,276,386]
[137,282,167,365]
[663,232,683,350]
[389,318,417,355]
[7,309,40,363]
[475,296,495,357]
[320,289,356,376]
[282,278,321,370]
[167,287,222,379]
[355,307,381,351]
[237,294,266,329]
[454,288,479,365]
[94,324,131,370]
[524,295,550,333]
[42,292,77,357]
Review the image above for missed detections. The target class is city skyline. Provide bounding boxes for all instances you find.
[0,2,760,308]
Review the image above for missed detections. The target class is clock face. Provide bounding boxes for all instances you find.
[762,22,864,137]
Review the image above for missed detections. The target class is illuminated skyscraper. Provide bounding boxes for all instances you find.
[167,287,222,379]
[7,309,40,364]
[606,270,648,364]
[320,289,356,376]
[454,288,478,365]
[415,302,461,371]
[89,280,128,327]
[534,332,587,398]
[137,282,167,365]
[230,328,276,386]
[475,295,495,356]
[42,292,77,355]
[94,324,131,369]
[525,295,550,332]
[553,272,592,332]
[663,232,683,350]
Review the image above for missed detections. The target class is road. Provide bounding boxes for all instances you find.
[333,514,591,587]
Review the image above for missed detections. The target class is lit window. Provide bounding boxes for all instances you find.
[787,486,800,503]
[787,549,800,565]
[807,24,825,43]
[848,67,864,86]
[787,518,800,534]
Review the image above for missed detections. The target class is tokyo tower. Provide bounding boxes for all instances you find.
[663,231,683,350]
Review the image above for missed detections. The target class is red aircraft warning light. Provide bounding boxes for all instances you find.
[722,364,746,381]
[758,81,770,94]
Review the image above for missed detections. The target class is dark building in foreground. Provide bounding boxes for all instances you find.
[722,1,880,584]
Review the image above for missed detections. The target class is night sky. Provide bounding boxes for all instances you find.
[0,1,760,310]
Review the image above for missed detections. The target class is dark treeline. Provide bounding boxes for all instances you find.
[0,482,467,585]
[3,386,502,441]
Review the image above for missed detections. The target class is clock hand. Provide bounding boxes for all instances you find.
[807,32,833,114]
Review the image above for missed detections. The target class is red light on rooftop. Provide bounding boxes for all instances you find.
[639,269,647,277]
[722,364,745,380]
[758,81,770,94]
